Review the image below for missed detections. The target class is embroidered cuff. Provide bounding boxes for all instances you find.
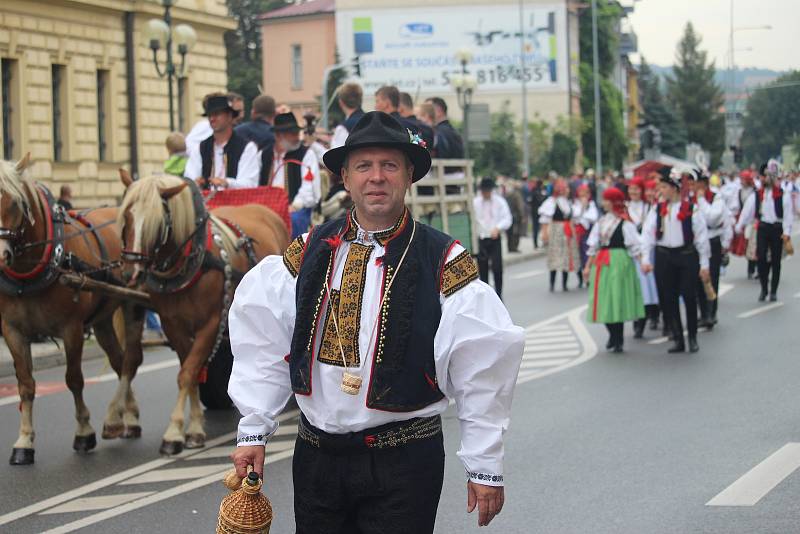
[466,470,504,486]
[236,433,267,446]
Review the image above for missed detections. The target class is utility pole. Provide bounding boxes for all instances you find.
[591,0,603,175]
[519,0,530,178]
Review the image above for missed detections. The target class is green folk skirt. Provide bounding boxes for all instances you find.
[587,248,646,324]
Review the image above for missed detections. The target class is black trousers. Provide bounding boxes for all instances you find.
[293,425,445,534]
[478,237,503,297]
[697,236,722,319]
[532,217,541,248]
[756,222,784,295]
[605,322,623,346]
[655,246,700,339]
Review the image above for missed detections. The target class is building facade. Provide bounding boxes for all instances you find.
[0,0,234,207]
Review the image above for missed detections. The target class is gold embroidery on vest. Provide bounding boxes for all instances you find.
[283,235,306,278]
[440,250,479,297]
[317,243,374,366]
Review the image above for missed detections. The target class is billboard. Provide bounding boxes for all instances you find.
[335,4,568,95]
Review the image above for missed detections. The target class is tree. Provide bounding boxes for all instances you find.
[578,1,628,170]
[638,57,686,158]
[549,132,578,176]
[470,104,522,179]
[225,0,290,116]
[740,71,800,165]
[321,49,348,128]
[666,23,725,165]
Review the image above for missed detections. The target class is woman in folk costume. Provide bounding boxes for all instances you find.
[572,183,599,289]
[730,170,758,278]
[583,188,645,353]
[539,178,580,292]
[627,176,660,338]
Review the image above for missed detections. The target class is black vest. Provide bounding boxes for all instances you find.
[656,202,693,243]
[755,188,783,221]
[289,214,453,411]
[263,145,309,200]
[199,131,247,181]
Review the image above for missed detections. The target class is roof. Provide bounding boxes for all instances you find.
[259,0,335,21]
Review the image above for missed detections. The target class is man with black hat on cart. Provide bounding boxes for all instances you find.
[263,111,321,239]
[473,177,513,299]
[735,160,794,302]
[641,168,711,353]
[183,92,260,189]
[227,111,524,533]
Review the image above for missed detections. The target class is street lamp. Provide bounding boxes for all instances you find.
[451,48,475,158]
[145,0,197,132]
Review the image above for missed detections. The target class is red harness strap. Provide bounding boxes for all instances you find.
[3,187,55,281]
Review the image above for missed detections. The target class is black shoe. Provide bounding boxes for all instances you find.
[769,293,777,302]
[633,322,645,339]
[688,337,699,353]
[549,284,555,293]
[612,344,624,353]
[758,290,767,302]
[649,318,659,331]
[562,286,569,292]
[668,340,686,353]
[698,317,712,329]
[709,312,718,326]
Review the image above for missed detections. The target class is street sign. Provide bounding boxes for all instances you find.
[466,103,490,142]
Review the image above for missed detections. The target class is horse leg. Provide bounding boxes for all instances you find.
[179,316,218,450]
[3,323,36,465]
[62,324,97,453]
[120,304,145,438]
[93,314,128,440]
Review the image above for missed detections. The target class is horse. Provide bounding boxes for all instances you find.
[0,155,145,465]
[117,170,289,455]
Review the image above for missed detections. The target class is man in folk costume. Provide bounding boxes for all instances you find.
[735,160,794,302]
[691,171,731,329]
[473,177,513,299]
[228,111,524,533]
[641,168,711,353]
[626,176,659,338]
[583,187,645,353]
[539,178,579,292]
[263,112,321,239]
[183,92,260,189]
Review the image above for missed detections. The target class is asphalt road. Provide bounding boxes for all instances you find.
[1,244,800,533]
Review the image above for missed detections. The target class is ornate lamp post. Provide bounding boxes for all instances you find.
[144,0,197,132]
[451,47,476,159]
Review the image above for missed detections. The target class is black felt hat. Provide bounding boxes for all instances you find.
[274,112,301,133]
[658,166,680,189]
[203,95,239,117]
[323,111,431,182]
[479,177,496,191]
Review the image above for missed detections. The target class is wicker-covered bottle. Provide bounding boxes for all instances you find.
[217,469,273,534]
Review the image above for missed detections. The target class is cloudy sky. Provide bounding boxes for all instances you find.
[626,0,798,71]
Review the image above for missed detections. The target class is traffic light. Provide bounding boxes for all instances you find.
[351,55,361,77]
[729,145,743,163]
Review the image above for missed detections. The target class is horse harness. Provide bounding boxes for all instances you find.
[0,183,121,298]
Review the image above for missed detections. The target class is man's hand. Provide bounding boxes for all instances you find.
[490,228,500,240]
[641,263,653,274]
[467,481,504,527]
[209,177,228,189]
[194,177,207,189]
[288,204,298,214]
[230,445,265,478]
[700,268,710,283]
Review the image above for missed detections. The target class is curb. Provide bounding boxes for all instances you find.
[0,342,108,379]
[504,248,545,267]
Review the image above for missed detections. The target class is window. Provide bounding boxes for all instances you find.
[52,64,66,161]
[97,69,110,161]
[1,58,16,160]
[291,44,302,90]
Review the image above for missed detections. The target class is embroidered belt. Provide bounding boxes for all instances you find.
[298,414,442,452]
[656,245,696,255]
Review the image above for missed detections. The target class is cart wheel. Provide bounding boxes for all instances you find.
[199,339,233,410]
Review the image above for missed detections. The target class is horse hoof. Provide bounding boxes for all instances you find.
[122,425,142,439]
[184,434,206,449]
[9,448,34,465]
[73,433,97,453]
[159,440,184,456]
[102,424,124,440]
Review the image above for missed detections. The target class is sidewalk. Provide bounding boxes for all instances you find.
[501,232,545,267]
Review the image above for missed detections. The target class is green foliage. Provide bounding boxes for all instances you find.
[322,49,348,128]
[666,22,725,165]
[578,1,628,170]
[549,132,578,176]
[470,104,522,179]
[741,71,800,165]
[638,57,687,157]
[224,0,290,116]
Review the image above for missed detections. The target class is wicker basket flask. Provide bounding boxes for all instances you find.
[217,469,273,534]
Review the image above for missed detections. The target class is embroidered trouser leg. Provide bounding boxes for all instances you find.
[293,430,445,534]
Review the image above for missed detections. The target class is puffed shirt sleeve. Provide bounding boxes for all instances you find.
[698,196,725,229]
[434,256,524,486]
[227,141,261,189]
[538,197,555,223]
[183,144,202,181]
[640,208,658,267]
[622,220,642,257]
[330,124,349,149]
[228,255,296,446]
[692,210,710,269]
[585,222,600,257]
[289,150,320,210]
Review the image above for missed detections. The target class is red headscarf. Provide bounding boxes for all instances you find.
[576,183,591,196]
[644,179,658,190]
[603,187,630,221]
[740,169,754,186]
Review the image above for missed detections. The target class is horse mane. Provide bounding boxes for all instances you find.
[0,159,43,225]
[117,175,196,253]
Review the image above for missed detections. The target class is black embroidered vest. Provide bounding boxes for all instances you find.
[288,214,454,411]
[656,202,693,244]
[265,145,309,202]
[199,131,247,180]
[755,188,783,221]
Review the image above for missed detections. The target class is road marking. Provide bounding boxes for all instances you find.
[737,302,784,319]
[510,269,544,280]
[40,493,155,515]
[523,349,582,359]
[707,443,800,506]
[119,464,233,485]
[524,333,578,343]
[529,324,571,334]
[523,342,581,352]
[795,291,800,299]
[520,358,572,368]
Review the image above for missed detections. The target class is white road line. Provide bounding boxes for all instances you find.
[795,291,800,299]
[524,342,580,351]
[707,443,800,506]
[737,302,784,319]
[510,269,544,280]
[0,409,299,527]
[524,333,577,343]
[528,325,571,334]
[520,358,572,368]
[120,464,233,485]
[40,493,155,515]
[523,350,582,359]
[39,449,297,534]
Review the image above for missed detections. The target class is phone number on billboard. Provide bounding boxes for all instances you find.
[441,65,549,86]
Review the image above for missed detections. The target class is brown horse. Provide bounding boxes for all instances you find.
[117,171,288,454]
[0,155,145,465]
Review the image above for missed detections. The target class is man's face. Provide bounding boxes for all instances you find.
[398,104,412,118]
[209,109,234,133]
[659,182,678,201]
[231,100,244,125]
[480,189,492,200]
[374,94,391,113]
[341,147,412,223]
[275,131,301,153]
